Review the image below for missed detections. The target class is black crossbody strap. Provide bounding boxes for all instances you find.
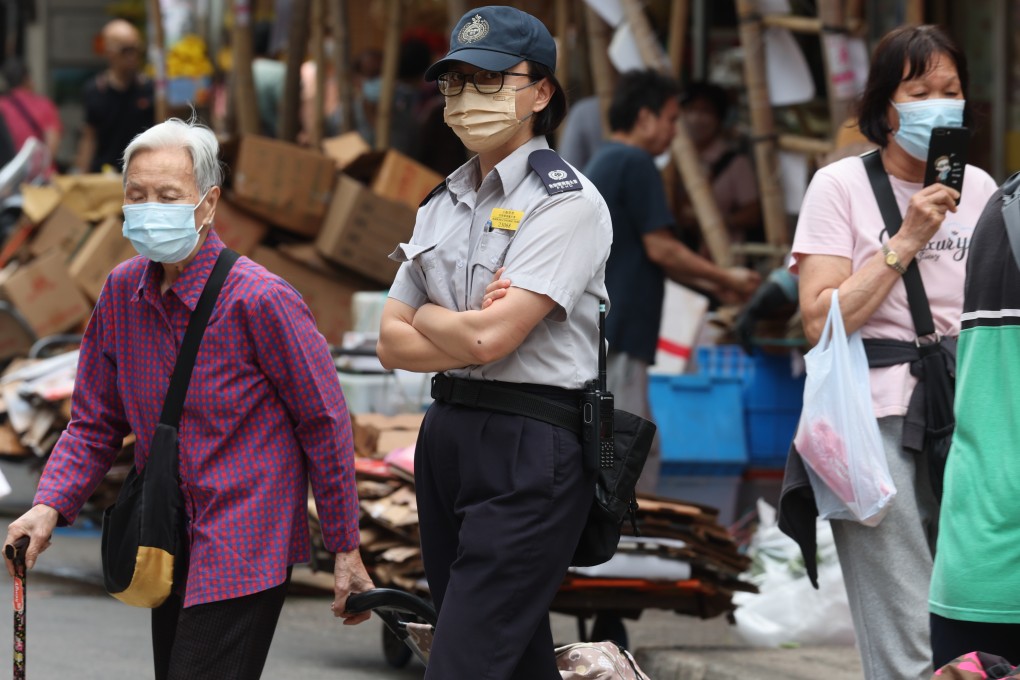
[861,150,936,338]
[159,248,240,428]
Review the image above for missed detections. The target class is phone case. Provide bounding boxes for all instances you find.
[923,126,969,197]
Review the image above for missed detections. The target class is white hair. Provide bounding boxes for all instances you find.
[122,117,223,194]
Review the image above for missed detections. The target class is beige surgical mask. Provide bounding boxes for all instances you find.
[443,84,536,153]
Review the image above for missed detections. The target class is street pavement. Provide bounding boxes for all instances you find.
[0,522,863,679]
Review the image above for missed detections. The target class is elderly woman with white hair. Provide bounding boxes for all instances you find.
[3,118,373,679]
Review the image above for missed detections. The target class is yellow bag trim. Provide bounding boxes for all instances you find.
[111,546,174,608]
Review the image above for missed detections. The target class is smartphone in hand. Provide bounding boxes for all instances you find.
[923,126,969,202]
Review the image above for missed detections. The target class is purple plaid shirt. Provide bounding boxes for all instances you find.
[35,231,359,606]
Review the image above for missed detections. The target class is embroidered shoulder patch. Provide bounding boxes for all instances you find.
[528,149,582,196]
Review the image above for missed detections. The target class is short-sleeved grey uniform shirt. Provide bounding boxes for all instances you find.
[388,136,613,389]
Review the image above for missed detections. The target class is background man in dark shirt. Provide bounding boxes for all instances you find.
[74,19,154,173]
[584,69,760,494]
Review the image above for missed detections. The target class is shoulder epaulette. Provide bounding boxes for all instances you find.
[528,149,582,195]
[419,180,448,208]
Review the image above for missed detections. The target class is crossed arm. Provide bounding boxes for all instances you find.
[377,271,555,373]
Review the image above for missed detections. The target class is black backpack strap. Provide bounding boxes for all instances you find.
[528,149,582,195]
[861,149,936,338]
[1000,171,1020,273]
[159,248,240,428]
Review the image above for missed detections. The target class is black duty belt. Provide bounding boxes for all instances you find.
[430,374,581,433]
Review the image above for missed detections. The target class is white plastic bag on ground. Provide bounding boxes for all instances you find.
[733,500,856,647]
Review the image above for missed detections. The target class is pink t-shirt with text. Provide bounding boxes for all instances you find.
[790,154,998,418]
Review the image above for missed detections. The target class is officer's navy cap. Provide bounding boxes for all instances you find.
[424,6,557,82]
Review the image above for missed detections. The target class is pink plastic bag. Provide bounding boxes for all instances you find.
[794,290,896,526]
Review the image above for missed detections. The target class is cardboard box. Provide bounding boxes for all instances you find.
[214,197,268,256]
[0,249,91,337]
[344,148,443,213]
[53,174,125,221]
[251,246,373,346]
[20,185,62,224]
[314,174,415,285]
[322,132,372,171]
[68,216,137,302]
[232,136,335,237]
[0,309,35,361]
[28,204,90,259]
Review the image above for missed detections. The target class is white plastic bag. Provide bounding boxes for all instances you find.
[733,500,856,647]
[794,290,895,526]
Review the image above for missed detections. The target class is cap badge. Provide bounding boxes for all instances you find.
[458,15,490,44]
[548,170,568,181]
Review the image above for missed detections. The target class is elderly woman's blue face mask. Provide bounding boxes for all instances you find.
[122,190,209,263]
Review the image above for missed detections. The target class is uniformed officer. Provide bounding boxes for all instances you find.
[376,6,613,679]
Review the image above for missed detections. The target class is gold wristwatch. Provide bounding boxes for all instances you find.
[881,243,907,275]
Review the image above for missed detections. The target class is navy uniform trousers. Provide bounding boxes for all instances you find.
[416,399,596,680]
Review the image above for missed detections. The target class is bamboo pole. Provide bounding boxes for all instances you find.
[778,134,835,155]
[817,0,851,135]
[760,15,823,33]
[375,0,401,150]
[846,0,865,35]
[584,7,614,137]
[670,126,732,266]
[620,0,669,72]
[735,0,788,250]
[148,0,168,122]
[555,0,570,91]
[668,0,689,76]
[279,0,311,142]
[448,0,467,31]
[232,0,259,136]
[329,0,356,134]
[310,0,326,145]
[905,0,924,24]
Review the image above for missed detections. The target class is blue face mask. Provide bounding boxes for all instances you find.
[122,192,208,263]
[892,99,965,160]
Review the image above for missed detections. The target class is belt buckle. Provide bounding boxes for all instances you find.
[430,374,453,401]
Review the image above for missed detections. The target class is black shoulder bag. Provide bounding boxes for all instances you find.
[101,248,239,607]
[862,150,955,500]
[571,301,657,567]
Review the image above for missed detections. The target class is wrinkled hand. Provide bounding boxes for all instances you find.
[331,548,374,625]
[900,183,959,249]
[4,504,59,576]
[481,267,512,309]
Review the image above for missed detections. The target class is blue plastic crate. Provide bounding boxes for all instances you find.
[745,409,800,469]
[648,374,748,475]
[695,346,805,468]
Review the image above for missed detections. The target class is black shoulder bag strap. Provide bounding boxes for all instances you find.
[160,248,240,427]
[4,92,45,141]
[861,149,936,338]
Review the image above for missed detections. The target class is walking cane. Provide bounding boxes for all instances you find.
[5,536,28,680]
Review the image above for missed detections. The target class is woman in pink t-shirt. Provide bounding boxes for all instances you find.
[790,25,997,680]
[0,58,61,164]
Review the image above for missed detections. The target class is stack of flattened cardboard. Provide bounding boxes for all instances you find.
[557,497,757,621]
[308,411,755,618]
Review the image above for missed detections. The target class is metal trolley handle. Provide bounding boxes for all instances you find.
[345,588,437,623]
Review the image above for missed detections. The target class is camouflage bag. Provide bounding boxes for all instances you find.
[934,651,1020,679]
[556,641,650,679]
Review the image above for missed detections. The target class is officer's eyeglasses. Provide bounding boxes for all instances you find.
[437,70,537,96]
